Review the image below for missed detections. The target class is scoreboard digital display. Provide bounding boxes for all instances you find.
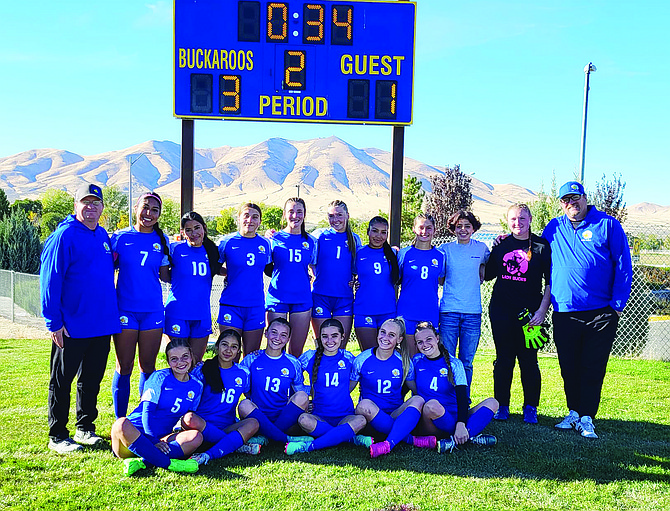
[174,0,416,124]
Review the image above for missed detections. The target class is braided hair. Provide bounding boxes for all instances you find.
[310,319,344,401]
[180,211,221,277]
[367,216,399,285]
[328,200,357,275]
[414,321,455,386]
[201,329,242,394]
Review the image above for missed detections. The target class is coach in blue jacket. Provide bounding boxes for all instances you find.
[40,183,120,454]
[543,181,632,439]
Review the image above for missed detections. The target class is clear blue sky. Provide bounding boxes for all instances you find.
[1,1,667,205]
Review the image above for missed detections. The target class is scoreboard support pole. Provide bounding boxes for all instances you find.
[389,125,405,247]
[181,119,195,217]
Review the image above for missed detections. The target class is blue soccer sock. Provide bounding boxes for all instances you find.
[128,434,170,469]
[167,440,184,459]
[308,423,355,451]
[112,372,131,419]
[386,407,421,450]
[310,420,334,438]
[369,410,394,435]
[466,407,495,438]
[432,413,457,436]
[248,409,288,442]
[274,402,305,433]
[202,423,227,444]
[138,372,149,397]
[206,430,244,460]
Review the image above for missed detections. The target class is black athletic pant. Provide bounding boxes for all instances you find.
[490,314,541,408]
[48,334,111,441]
[552,307,619,418]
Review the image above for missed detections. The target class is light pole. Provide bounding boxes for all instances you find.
[579,62,596,183]
[296,167,317,198]
[128,152,160,226]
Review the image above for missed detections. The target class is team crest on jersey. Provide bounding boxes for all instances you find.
[103,242,111,254]
[223,314,232,323]
[258,245,266,253]
[392,368,400,377]
[235,377,243,386]
[302,241,309,249]
[440,368,448,376]
[280,367,289,376]
[582,230,593,241]
[187,391,195,400]
[338,360,346,369]
[153,242,161,251]
[431,258,439,267]
[365,316,373,325]
[120,315,128,326]
[315,307,323,315]
[171,324,181,334]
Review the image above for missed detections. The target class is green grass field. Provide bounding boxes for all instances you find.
[1,338,669,510]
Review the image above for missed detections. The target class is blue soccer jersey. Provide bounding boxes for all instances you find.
[396,246,446,322]
[240,350,307,420]
[312,228,362,298]
[127,368,203,441]
[110,227,169,312]
[218,233,271,308]
[299,349,355,419]
[191,362,250,429]
[410,353,467,410]
[164,242,212,321]
[267,231,317,305]
[351,349,414,414]
[354,245,397,316]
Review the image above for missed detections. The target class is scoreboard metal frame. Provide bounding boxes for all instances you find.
[174,0,416,125]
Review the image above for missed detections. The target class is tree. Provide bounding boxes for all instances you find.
[11,198,42,219]
[41,189,74,219]
[0,189,10,219]
[424,164,473,237]
[216,207,238,234]
[99,185,129,233]
[0,210,42,274]
[528,172,563,234]
[159,198,181,236]
[40,213,63,241]
[262,205,284,232]
[400,176,425,242]
[591,172,627,224]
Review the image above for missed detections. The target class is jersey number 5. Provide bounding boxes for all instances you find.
[170,397,182,413]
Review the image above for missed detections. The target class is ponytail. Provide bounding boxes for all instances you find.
[329,200,357,275]
[368,216,399,285]
[383,317,410,385]
[284,197,309,240]
[181,211,220,277]
[136,191,172,267]
[415,320,455,386]
[311,319,345,401]
[201,329,242,394]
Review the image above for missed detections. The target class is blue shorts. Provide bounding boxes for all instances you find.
[164,316,212,339]
[218,304,265,331]
[403,318,420,336]
[119,310,164,331]
[266,295,312,314]
[312,293,353,318]
[354,312,396,329]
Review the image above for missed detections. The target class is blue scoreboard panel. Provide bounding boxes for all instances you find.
[174,0,416,125]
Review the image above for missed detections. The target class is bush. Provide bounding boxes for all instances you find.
[0,210,42,274]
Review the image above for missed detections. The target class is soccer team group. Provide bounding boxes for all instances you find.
[39,180,632,476]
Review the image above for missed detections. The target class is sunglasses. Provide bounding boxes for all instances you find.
[560,194,583,204]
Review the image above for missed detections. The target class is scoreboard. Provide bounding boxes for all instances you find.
[174,0,416,125]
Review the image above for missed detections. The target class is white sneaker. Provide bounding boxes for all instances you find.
[48,438,84,454]
[555,410,580,430]
[190,452,211,466]
[575,416,598,439]
[236,443,261,455]
[73,429,104,446]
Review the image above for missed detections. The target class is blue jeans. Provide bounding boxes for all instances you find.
[439,312,482,389]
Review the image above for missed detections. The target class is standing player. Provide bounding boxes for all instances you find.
[311,200,362,346]
[164,212,221,363]
[110,192,171,419]
[265,198,317,356]
[285,319,370,455]
[218,203,271,355]
[182,329,261,466]
[439,210,490,390]
[110,339,203,476]
[352,318,431,458]
[353,216,399,351]
[412,321,498,453]
[237,318,313,444]
[397,214,446,356]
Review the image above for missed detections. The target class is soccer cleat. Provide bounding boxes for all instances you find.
[236,443,261,455]
[353,435,374,448]
[284,441,311,455]
[48,437,83,454]
[523,405,538,424]
[190,452,211,466]
[411,435,437,449]
[287,435,314,443]
[247,435,269,446]
[369,440,391,458]
[167,458,199,473]
[469,434,497,446]
[123,458,147,476]
[555,410,580,430]
[575,416,598,439]
[437,437,457,454]
[494,406,510,421]
[74,429,104,446]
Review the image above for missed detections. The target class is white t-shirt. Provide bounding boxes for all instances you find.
[439,239,490,314]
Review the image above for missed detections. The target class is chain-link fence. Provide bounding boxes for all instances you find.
[2,222,669,360]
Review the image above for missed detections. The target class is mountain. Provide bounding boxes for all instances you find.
[0,137,663,228]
